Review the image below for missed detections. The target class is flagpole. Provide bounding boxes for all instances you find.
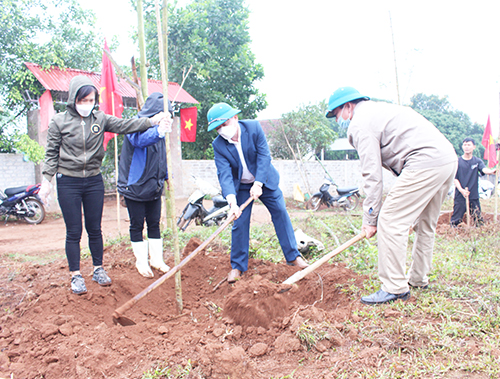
[495,152,499,222]
[496,92,500,223]
[112,94,121,235]
[155,0,183,313]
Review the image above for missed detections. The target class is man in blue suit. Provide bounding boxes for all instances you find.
[207,102,308,283]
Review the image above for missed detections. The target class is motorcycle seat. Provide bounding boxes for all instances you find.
[5,186,28,197]
[212,194,229,207]
[336,186,358,195]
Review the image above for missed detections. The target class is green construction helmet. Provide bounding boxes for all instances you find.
[207,102,241,131]
[325,87,370,118]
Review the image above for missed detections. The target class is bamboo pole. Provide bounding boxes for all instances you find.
[137,0,149,100]
[155,0,183,313]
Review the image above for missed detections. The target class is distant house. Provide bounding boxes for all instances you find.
[324,138,358,160]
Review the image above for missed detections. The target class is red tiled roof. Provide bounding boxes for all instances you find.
[25,62,198,104]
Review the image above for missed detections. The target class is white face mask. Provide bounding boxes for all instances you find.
[217,123,237,140]
[75,103,94,117]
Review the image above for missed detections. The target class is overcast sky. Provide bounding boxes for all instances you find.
[80,0,500,133]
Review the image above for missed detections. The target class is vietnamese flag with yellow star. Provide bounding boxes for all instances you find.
[180,107,197,142]
[481,115,498,168]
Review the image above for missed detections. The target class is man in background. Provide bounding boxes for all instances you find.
[450,137,496,227]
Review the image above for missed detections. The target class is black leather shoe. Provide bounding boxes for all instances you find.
[360,289,410,305]
[408,282,428,289]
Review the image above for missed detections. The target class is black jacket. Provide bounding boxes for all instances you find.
[117,93,170,202]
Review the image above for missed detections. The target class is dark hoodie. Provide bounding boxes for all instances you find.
[117,92,171,202]
[42,76,152,180]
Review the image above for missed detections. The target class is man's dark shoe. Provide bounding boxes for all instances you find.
[409,282,429,289]
[360,289,410,305]
[71,275,87,295]
[92,267,112,286]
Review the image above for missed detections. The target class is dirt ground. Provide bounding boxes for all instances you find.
[0,200,489,378]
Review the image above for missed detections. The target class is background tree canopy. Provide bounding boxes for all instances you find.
[139,0,267,159]
[0,0,103,152]
[409,94,486,159]
[266,101,337,160]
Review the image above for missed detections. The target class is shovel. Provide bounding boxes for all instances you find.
[282,231,366,286]
[113,197,253,326]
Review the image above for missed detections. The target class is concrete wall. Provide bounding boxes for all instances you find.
[14,107,395,205]
[1,153,397,201]
[0,153,36,190]
[179,159,397,198]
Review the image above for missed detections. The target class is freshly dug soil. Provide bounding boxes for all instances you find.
[0,236,368,379]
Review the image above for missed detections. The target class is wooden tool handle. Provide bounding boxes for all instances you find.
[113,197,254,318]
[283,231,366,286]
[465,187,470,227]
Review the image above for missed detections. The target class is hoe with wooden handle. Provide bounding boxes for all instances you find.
[282,231,366,286]
[113,197,253,326]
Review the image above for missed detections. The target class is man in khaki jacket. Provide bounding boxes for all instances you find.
[326,87,457,305]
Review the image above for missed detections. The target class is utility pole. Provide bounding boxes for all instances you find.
[389,11,401,105]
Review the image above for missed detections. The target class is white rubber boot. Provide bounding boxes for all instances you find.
[149,238,170,273]
[131,241,154,278]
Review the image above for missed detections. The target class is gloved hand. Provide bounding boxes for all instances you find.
[157,115,172,136]
[38,178,52,204]
[149,111,166,126]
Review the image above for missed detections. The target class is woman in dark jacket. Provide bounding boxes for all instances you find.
[39,76,170,295]
[117,92,171,277]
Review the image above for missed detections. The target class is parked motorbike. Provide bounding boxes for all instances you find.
[479,178,496,199]
[306,177,360,211]
[177,176,230,231]
[0,183,46,224]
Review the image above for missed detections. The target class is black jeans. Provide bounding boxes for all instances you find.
[450,196,483,226]
[124,197,162,242]
[57,174,104,272]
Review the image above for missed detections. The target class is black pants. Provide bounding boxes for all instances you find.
[57,174,104,272]
[124,197,162,242]
[450,196,483,226]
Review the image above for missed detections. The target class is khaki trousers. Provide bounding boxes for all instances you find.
[377,161,457,294]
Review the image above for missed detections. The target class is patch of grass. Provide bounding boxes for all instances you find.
[4,251,65,265]
[137,199,500,378]
[296,320,332,350]
[141,360,203,379]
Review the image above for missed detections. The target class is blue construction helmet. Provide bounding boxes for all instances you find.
[207,103,241,131]
[325,87,370,118]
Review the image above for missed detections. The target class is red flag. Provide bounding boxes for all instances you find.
[180,107,198,142]
[39,90,55,132]
[99,40,124,151]
[481,115,498,168]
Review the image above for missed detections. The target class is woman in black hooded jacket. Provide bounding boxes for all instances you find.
[39,76,171,295]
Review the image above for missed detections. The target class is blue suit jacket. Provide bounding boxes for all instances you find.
[212,120,280,198]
